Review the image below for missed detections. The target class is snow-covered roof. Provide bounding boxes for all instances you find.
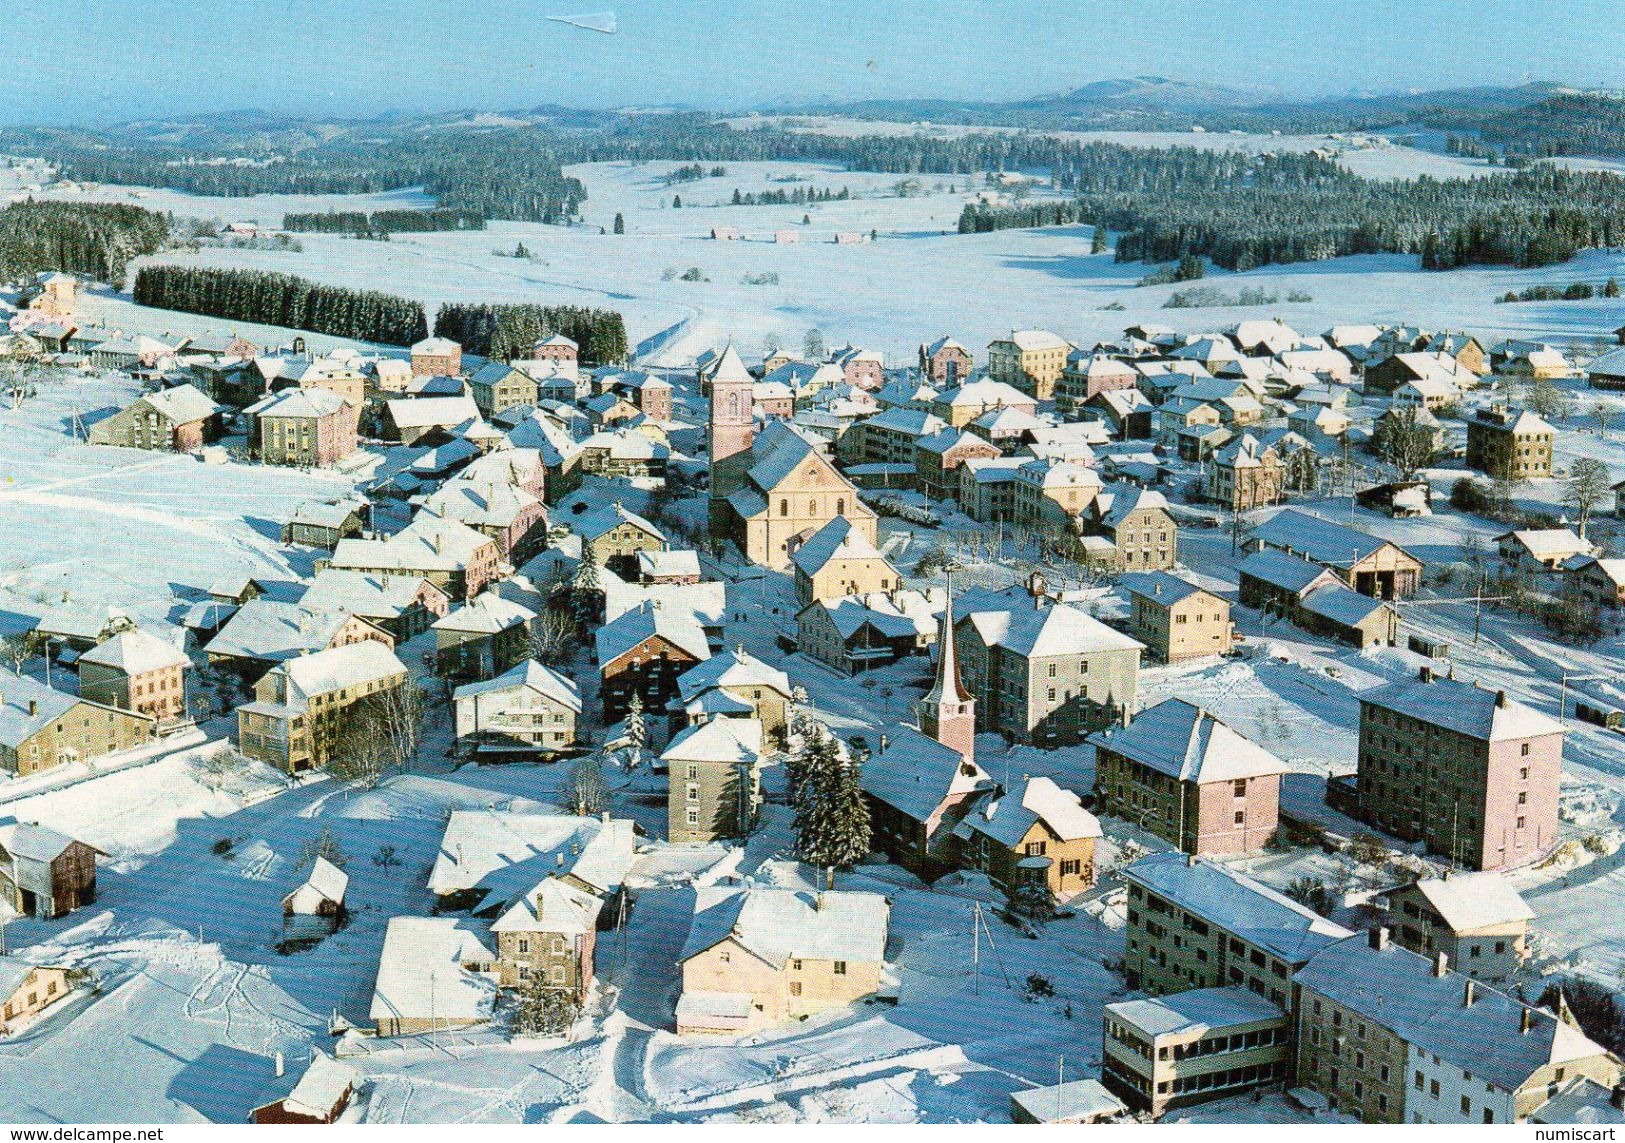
[1108,986,1285,1038]
[595,601,711,666]
[77,628,187,675]
[299,570,443,622]
[1295,935,1608,1091]
[431,591,535,635]
[857,724,990,824]
[637,549,701,580]
[1247,508,1414,569]
[1091,698,1287,784]
[1360,674,1563,743]
[574,502,665,544]
[661,717,763,766]
[675,648,790,706]
[1124,852,1354,965]
[1404,872,1533,932]
[209,600,370,663]
[679,887,889,967]
[453,659,582,713]
[279,1053,358,1121]
[491,875,602,936]
[1497,528,1589,559]
[284,856,349,912]
[412,337,461,355]
[0,955,51,1001]
[245,387,348,420]
[1009,1079,1125,1124]
[957,589,1142,660]
[1118,571,1213,608]
[791,516,890,576]
[933,378,1032,409]
[1236,548,1335,595]
[387,396,481,430]
[1533,1078,1625,1125]
[368,917,495,1025]
[999,329,1072,353]
[955,775,1101,849]
[0,675,81,748]
[0,821,80,864]
[141,383,220,424]
[427,811,631,902]
[280,641,407,702]
[1300,582,1390,628]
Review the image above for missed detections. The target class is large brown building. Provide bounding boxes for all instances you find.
[0,822,100,919]
[1207,434,1285,511]
[246,387,358,468]
[986,330,1072,401]
[236,641,411,773]
[1466,405,1555,480]
[490,876,602,998]
[0,674,157,777]
[1351,668,1564,871]
[1091,699,1286,856]
[1245,509,1423,600]
[594,602,711,723]
[918,336,973,385]
[88,384,221,452]
[77,629,189,723]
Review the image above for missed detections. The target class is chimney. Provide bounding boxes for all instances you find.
[1463,979,1477,1007]
[1369,926,1390,951]
[274,1051,285,1078]
[1185,853,1197,868]
[1520,1006,1535,1035]
[1419,665,1435,684]
[1496,689,1508,708]
[28,700,37,718]
[1610,1082,1625,1111]
[1432,951,1449,978]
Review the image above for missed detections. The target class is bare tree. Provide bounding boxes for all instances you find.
[528,607,577,663]
[564,751,608,816]
[1594,402,1615,439]
[1565,457,1613,540]
[1526,377,1569,421]
[0,631,35,676]
[1373,406,1440,481]
[326,683,427,788]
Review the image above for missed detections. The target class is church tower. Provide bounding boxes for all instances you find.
[707,343,756,501]
[920,576,976,762]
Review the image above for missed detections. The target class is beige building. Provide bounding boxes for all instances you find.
[1466,405,1555,480]
[1208,434,1285,511]
[0,674,157,777]
[675,887,888,1035]
[1384,872,1532,985]
[452,659,581,755]
[671,649,792,742]
[664,717,763,843]
[1103,988,1291,1117]
[791,517,901,606]
[987,330,1072,401]
[955,583,1142,745]
[77,629,189,723]
[1087,484,1178,571]
[490,877,601,997]
[1120,572,1233,663]
[468,361,539,417]
[0,957,73,1035]
[237,641,410,774]
[950,775,1101,902]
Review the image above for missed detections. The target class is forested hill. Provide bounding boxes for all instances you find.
[1429,93,1625,161]
[0,200,169,283]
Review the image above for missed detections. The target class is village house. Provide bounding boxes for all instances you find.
[370,917,496,1037]
[670,648,792,741]
[207,599,394,683]
[1091,698,1287,856]
[914,428,1003,501]
[1245,509,1423,599]
[1089,388,1157,440]
[573,502,667,579]
[76,629,189,723]
[1237,548,1401,648]
[637,549,702,586]
[28,272,78,319]
[795,590,938,675]
[0,674,156,777]
[245,387,358,468]
[423,480,548,562]
[987,329,1073,401]
[1364,351,1478,398]
[709,347,877,571]
[1207,434,1285,511]
[410,336,463,378]
[1121,851,1354,1004]
[250,1053,359,1125]
[829,344,884,389]
[675,887,889,1036]
[328,514,502,602]
[236,641,410,774]
[1058,350,1138,414]
[386,396,482,446]
[0,956,73,1036]
[1292,928,1620,1124]
[929,378,1037,430]
[791,516,902,606]
[840,406,948,467]
[918,336,974,385]
[1103,988,1291,1117]
[955,583,1143,745]
[1496,527,1593,575]
[1084,484,1177,571]
[1383,871,1532,985]
[426,811,634,917]
[1567,555,1625,608]
[452,659,581,757]
[297,570,449,642]
[951,775,1102,902]
[282,497,368,548]
[282,856,349,941]
[665,716,764,843]
[468,361,539,418]
[1120,572,1233,663]
[1425,331,1490,376]
[1013,460,1101,529]
[595,601,711,723]
[0,822,101,919]
[88,384,222,452]
[432,591,534,680]
[1466,405,1556,480]
[1009,1080,1126,1125]
[1349,668,1564,871]
[490,875,602,997]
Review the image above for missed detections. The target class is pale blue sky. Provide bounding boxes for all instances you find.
[2,0,1620,125]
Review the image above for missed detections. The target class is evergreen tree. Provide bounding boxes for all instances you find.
[613,212,625,234]
[1091,223,1108,254]
[624,692,647,769]
[672,194,682,209]
[514,975,581,1037]
[794,732,872,889]
[803,328,826,360]
[570,550,603,631]
[1606,277,1621,298]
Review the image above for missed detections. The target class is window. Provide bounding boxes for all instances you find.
[789,982,802,996]
[1521,743,1530,756]
[791,959,802,971]
[833,961,847,975]
[1233,779,1247,797]
[1233,810,1245,825]
[517,938,530,954]
[1461,1096,1471,1116]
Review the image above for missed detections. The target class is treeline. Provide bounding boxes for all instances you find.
[133,265,428,345]
[282,208,485,234]
[729,185,849,206]
[662,163,725,184]
[960,146,1625,271]
[0,200,169,284]
[1436,94,1625,160]
[434,303,628,365]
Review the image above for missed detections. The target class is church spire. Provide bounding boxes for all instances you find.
[920,571,975,762]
